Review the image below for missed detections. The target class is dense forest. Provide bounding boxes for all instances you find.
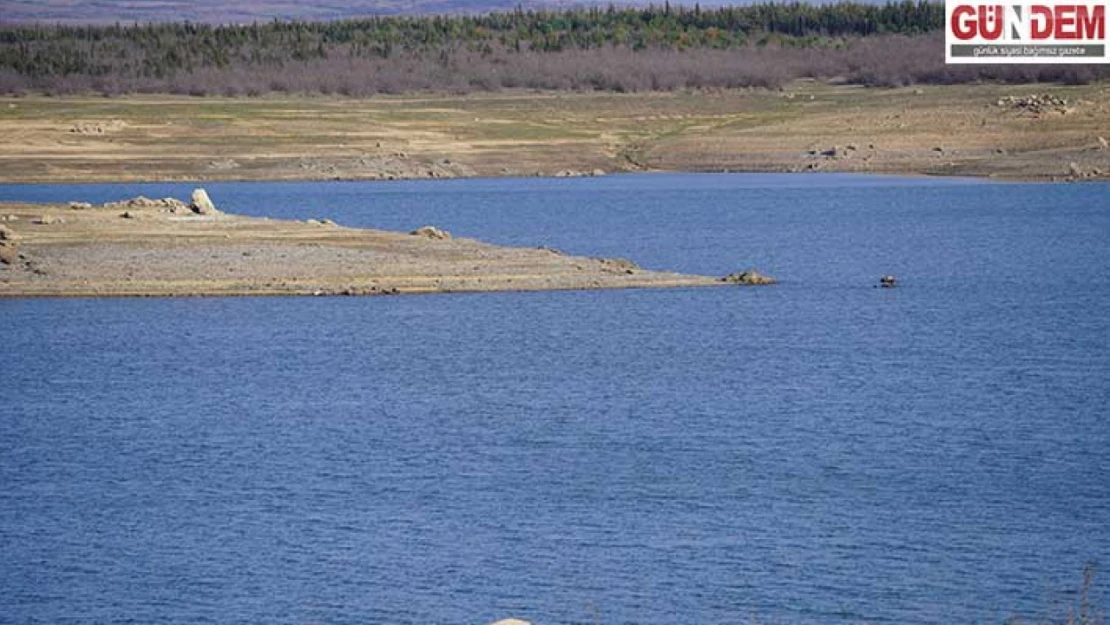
[0,2,1104,95]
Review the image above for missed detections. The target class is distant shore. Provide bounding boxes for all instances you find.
[0,194,726,298]
[1,82,1108,184]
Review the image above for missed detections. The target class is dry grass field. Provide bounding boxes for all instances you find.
[2,81,1108,184]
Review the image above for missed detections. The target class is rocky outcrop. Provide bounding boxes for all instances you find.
[1065,162,1104,181]
[70,119,126,135]
[104,195,190,213]
[553,169,608,178]
[818,145,853,159]
[410,225,451,240]
[996,93,1070,115]
[101,189,218,215]
[598,257,639,274]
[190,188,218,215]
[722,270,776,285]
[0,225,20,265]
[294,154,475,181]
[0,236,38,272]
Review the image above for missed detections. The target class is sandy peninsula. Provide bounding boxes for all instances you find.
[0,191,751,298]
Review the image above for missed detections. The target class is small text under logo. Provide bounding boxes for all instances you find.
[946,0,1109,63]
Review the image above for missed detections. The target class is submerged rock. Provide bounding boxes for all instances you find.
[722,270,776,285]
[410,225,451,240]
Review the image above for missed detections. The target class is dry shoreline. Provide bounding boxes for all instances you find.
[0,195,730,299]
[3,81,1106,298]
[1,81,1108,184]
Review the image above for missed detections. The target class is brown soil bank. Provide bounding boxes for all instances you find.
[1,81,1108,183]
[0,193,728,298]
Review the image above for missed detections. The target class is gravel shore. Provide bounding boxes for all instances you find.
[0,197,724,298]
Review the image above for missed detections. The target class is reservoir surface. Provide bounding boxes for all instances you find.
[2,173,1108,624]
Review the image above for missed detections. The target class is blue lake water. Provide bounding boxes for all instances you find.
[2,173,1108,624]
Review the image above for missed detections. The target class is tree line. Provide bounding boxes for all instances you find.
[0,2,1104,95]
